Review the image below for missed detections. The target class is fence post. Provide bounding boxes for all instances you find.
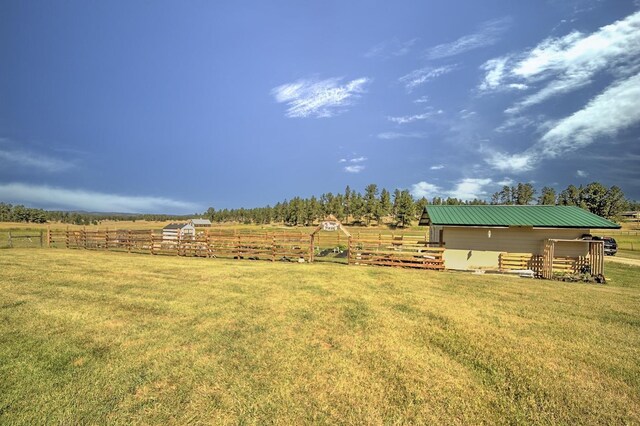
[8,231,12,248]
[150,229,155,255]
[40,230,43,247]
[347,236,352,265]
[65,227,69,249]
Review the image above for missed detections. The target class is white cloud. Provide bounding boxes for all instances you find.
[349,156,367,163]
[425,17,512,60]
[485,151,537,173]
[388,110,441,124]
[344,165,365,173]
[0,182,199,214]
[508,83,528,90]
[459,109,477,119]
[365,38,418,58]
[576,170,588,177]
[496,177,514,186]
[538,72,640,157]
[414,96,429,103]
[399,65,456,92]
[410,178,493,200]
[479,57,509,91]
[0,148,74,172]
[486,72,640,172]
[430,164,444,170]
[448,178,493,200]
[410,181,441,199]
[480,11,640,112]
[271,76,371,118]
[377,132,426,140]
[338,158,347,163]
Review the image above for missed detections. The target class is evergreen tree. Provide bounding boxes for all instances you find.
[514,183,536,205]
[379,188,392,219]
[364,183,380,226]
[538,187,557,205]
[394,190,414,227]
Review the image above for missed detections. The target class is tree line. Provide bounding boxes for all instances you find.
[1,181,637,227]
[0,203,194,225]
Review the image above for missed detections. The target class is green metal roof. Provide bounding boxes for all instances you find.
[421,205,621,229]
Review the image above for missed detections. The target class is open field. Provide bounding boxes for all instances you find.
[1,249,639,424]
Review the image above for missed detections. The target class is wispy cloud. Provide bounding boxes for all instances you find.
[485,151,537,173]
[388,109,442,124]
[496,177,514,186]
[0,147,74,173]
[399,65,456,92]
[341,156,367,173]
[576,170,588,177]
[344,165,365,173]
[364,38,418,58]
[430,164,444,170]
[538,72,640,158]
[485,71,640,172]
[479,11,640,112]
[377,132,426,140]
[414,96,429,104]
[410,178,493,200]
[479,57,509,91]
[271,76,371,118]
[425,17,512,60]
[0,182,199,214]
[349,156,367,163]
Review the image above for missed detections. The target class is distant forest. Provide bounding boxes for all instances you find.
[1,182,638,227]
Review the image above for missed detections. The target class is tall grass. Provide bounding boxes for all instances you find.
[1,249,639,424]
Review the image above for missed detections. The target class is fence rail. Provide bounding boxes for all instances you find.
[32,228,447,270]
[499,253,592,276]
[349,235,444,270]
[48,229,312,262]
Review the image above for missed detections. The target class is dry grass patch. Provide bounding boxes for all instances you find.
[1,249,639,424]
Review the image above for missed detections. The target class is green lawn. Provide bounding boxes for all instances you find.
[1,249,639,424]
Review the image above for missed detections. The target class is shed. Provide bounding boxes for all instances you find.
[189,218,212,227]
[419,205,620,275]
[162,223,195,240]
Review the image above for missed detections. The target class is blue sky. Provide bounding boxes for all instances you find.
[1,0,639,213]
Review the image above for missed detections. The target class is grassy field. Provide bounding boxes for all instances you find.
[1,249,639,424]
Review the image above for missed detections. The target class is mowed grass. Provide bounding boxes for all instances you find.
[1,250,639,424]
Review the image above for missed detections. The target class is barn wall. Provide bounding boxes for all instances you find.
[441,226,590,270]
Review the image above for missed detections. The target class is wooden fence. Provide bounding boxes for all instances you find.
[349,234,445,270]
[499,252,592,276]
[48,229,311,262]
[39,228,446,270]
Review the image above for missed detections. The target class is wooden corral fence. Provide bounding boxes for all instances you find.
[500,239,604,278]
[5,230,45,248]
[47,228,311,262]
[41,227,446,270]
[349,233,445,270]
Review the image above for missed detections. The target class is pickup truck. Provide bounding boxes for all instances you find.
[581,234,618,256]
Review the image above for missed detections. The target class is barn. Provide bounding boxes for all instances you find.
[419,205,620,276]
[189,218,212,227]
[162,223,195,240]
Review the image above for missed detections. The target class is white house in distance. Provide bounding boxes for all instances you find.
[189,218,212,227]
[162,223,195,240]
